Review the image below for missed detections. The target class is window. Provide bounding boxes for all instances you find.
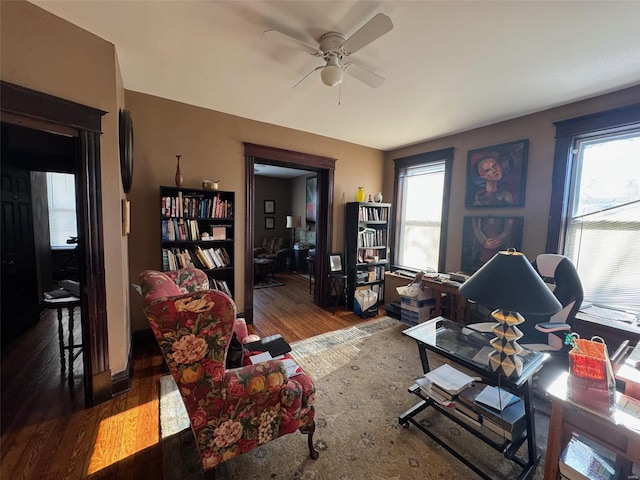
[549,105,640,313]
[393,148,453,272]
[47,172,77,248]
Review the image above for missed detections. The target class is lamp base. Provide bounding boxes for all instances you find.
[489,309,525,378]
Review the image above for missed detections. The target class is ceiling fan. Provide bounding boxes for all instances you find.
[264,13,393,89]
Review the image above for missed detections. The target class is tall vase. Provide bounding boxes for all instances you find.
[355,187,366,202]
[175,155,183,187]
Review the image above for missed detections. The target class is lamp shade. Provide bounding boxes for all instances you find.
[286,215,302,229]
[459,250,562,315]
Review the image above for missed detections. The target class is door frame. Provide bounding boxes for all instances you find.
[244,143,336,324]
[1,81,111,406]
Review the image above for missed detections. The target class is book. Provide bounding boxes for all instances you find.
[474,393,525,432]
[482,416,525,441]
[475,386,519,411]
[454,400,482,422]
[559,437,620,480]
[244,334,292,357]
[423,363,475,395]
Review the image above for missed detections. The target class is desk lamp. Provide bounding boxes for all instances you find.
[459,249,561,378]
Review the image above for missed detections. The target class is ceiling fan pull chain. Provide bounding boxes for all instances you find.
[338,82,342,106]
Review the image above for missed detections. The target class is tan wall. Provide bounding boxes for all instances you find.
[125,91,385,331]
[385,85,640,272]
[1,0,131,374]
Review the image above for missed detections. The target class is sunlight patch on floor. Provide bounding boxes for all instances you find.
[87,399,159,474]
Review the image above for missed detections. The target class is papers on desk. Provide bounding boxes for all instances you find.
[474,386,519,411]
[423,363,476,395]
[249,351,303,377]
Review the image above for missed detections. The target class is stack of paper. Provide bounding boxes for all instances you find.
[424,363,476,394]
[474,386,519,411]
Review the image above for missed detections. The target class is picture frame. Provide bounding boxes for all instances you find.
[306,176,317,223]
[265,217,275,229]
[329,254,343,272]
[264,199,275,214]
[465,139,529,208]
[460,216,524,274]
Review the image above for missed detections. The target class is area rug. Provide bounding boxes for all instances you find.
[160,316,549,480]
[253,277,285,289]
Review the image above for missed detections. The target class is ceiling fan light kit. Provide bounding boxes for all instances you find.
[265,13,393,90]
[321,54,344,86]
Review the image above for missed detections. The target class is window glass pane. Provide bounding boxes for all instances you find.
[47,172,77,248]
[398,162,445,270]
[564,130,640,311]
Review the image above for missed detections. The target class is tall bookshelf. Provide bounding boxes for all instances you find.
[159,186,234,297]
[345,202,391,316]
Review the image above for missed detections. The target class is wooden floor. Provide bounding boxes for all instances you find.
[0,272,382,479]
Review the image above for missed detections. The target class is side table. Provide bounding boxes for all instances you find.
[42,296,83,385]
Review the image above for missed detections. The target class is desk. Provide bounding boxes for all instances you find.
[421,276,470,324]
[42,296,82,385]
[544,372,640,479]
[400,317,546,480]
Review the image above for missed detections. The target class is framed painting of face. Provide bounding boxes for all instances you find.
[465,139,528,208]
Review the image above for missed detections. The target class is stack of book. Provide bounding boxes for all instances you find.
[414,364,476,405]
[454,384,526,441]
[559,436,619,480]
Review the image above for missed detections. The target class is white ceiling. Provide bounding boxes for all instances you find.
[31,0,640,151]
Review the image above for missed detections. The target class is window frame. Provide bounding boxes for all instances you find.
[392,147,454,273]
[547,103,640,253]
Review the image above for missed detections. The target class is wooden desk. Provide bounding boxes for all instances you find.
[544,372,640,479]
[421,276,470,324]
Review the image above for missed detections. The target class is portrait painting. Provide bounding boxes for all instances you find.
[465,139,528,208]
[306,176,317,223]
[460,216,523,274]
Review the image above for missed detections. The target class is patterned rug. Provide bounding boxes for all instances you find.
[253,277,285,289]
[160,317,550,479]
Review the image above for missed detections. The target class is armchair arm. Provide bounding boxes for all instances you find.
[254,247,266,257]
[222,359,289,398]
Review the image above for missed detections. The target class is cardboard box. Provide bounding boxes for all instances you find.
[400,296,435,325]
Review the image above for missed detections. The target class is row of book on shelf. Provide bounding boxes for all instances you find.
[358,206,388,222]
[356,265,385,284]
[357,227,387,248]
[162,246,230,271]
[162,218,230,242]
[414,363,527,441]
[162,192,233,219]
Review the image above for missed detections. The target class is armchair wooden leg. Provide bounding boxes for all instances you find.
[300,420,319,459]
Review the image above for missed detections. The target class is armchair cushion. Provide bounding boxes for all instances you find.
[139,268,317,472]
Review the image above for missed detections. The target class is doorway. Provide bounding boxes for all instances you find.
[243,143,336,325]
[1,81,111,406]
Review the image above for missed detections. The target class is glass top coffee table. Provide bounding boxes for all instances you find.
[399,316,547,480]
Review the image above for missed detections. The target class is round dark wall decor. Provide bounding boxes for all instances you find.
[119,109,134,193]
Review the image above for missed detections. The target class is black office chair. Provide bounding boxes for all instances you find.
[327,253,347,315]
[468,253,584,353]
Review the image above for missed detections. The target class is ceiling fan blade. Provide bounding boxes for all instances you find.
[341,13,393,55]
[293,65,323,89]
[344,63,385,88]
[264,29,321,56]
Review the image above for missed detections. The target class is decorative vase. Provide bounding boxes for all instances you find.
[175,155,183,187]
[374,192,383,203]
[355,187,366,202]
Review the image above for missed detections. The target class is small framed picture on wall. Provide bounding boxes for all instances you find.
[265,217,275,229]
[264,200,275,214]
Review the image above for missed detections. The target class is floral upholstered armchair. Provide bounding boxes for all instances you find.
[139,268,318,475]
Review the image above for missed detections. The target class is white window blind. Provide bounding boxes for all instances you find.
[47,172,77,248]
[397,162,446,270]
[564,131,640,311]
